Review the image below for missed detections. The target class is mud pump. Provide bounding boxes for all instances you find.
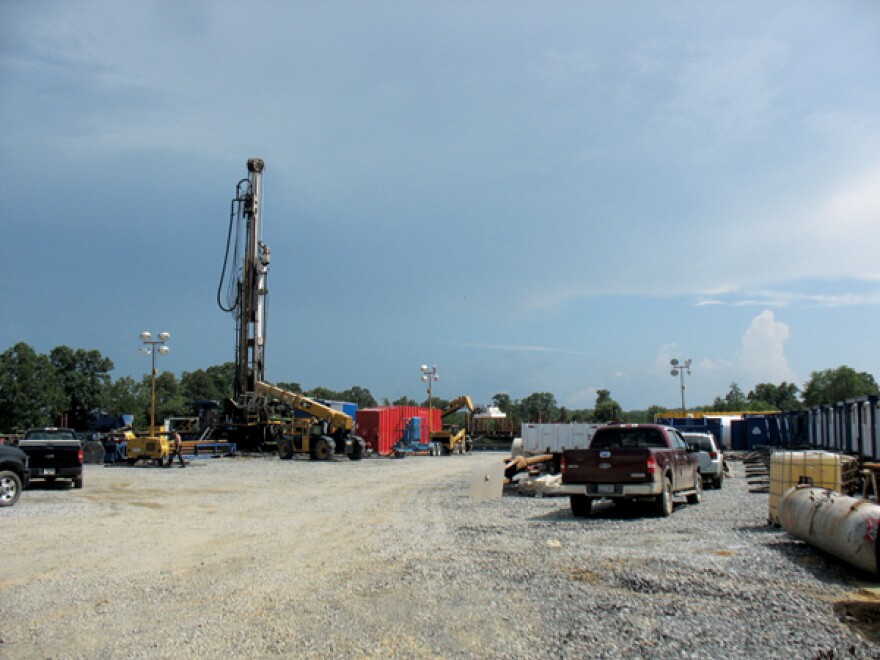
[216,158,365,460]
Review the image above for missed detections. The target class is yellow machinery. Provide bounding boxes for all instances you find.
[431,395,475,455]
[255,381,365,461]
[125,431,170,466]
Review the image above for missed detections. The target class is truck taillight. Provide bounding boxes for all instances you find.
[646,455,657,475]
[560,454,567,472]
[77,449,84,464]
[709,451,718,459]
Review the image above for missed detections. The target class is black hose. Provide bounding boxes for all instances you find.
[217,178,251,313]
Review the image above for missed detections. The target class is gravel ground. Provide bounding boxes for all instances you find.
[2,452,879,659]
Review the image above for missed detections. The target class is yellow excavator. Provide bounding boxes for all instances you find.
[430,395,474,455]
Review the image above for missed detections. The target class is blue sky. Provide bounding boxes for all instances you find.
[2,1,879,411]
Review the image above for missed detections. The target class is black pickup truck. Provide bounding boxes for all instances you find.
[0,444,29,506]
[18,427,84,489]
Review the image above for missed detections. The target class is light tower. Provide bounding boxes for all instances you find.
[139,331,171,434]
[670,358,692,415]
[420,364,439,435]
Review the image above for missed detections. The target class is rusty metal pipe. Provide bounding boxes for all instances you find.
[779,486,880,575]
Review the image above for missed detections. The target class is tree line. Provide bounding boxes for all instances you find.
[0,341,877,433]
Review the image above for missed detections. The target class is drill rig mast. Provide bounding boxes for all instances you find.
[234,157,269,399]
[218,158,272,446]
[217,158,365,459]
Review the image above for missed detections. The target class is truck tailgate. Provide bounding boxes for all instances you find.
[563,449,654,483]
[18,443,82,469]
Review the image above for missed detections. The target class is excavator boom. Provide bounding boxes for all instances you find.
[440,395,474,418]
[255,381,353,432]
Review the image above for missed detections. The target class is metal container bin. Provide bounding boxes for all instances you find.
[768,450,858,526]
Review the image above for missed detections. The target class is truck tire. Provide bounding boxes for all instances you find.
[686,475,702,504]
[277,436,293,460]
[712,474,723,489]
[570,495,593,517]
[0,470,23,507]
[348,437,364,461]
[655,476,673,517]
[311,437,334,461]
[73,475,83,489]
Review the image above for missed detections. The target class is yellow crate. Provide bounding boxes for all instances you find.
[768,451,858,525]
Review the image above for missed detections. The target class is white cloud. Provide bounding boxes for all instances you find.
[817,166,880,237]
[738,311,796,384]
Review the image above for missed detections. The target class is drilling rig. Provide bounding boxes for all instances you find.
[217,158,365,460]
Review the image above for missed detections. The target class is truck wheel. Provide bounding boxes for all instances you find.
[277,436,293,460]
[570,495,593,517]
[73,475,83,489]
[712,474,723,489]
[0,470,23,507]
[686,475,702,504]
[348,437,364,461]
[655,476,673,517]
[311,437,334,461]
[126,458,138,466]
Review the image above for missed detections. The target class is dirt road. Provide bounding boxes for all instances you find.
[2,453,876,658]
[2,454,523,658]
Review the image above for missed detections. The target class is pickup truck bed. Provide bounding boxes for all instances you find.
[560,424,702,517]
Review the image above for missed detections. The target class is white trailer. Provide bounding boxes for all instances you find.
[520,423,604,456]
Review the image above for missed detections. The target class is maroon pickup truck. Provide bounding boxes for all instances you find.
[559,424,702,517]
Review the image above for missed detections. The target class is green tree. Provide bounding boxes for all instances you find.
[140,371,187,431]
[592,390,622,423]
[391,395,418,406]
[712,383,748,412]
[182,362,236,402]
[307,386,340,401]
[492,393,513,413]
[747,382,801,411]
[520,392,558,423]
[275,381,303,394]
[338,386,377,409]
[100,376,143,420]
[802,366,879,407]
[0,342,66,430]
[49,346,114,430]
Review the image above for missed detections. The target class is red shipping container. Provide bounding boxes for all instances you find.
[356,406,442,456]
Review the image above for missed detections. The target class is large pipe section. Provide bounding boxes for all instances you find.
[779,486,880,575]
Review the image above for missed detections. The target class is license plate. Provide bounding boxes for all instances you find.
[43,468,55,476]
[597,484,614,494]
